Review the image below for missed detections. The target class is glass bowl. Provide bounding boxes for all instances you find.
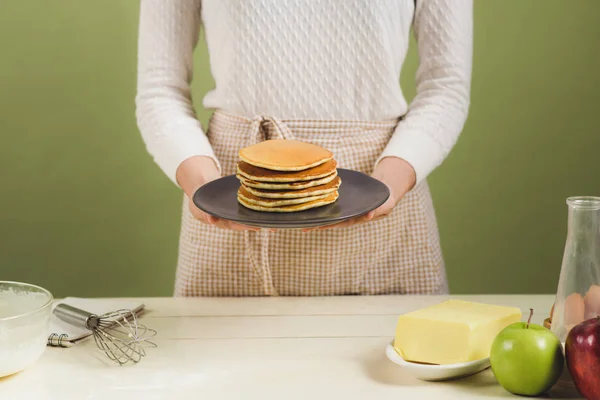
[0,281,53,377]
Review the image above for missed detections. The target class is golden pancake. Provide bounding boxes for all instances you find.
[239,139,333,171]
[237,159,337,183]
[237,186,330,207]
[237,171,338,190]
[238,191,339,213]
[243,176,341,199]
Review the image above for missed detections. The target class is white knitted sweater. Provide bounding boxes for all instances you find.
[136,0,472,186]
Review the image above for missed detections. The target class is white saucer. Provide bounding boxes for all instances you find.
[385,342,491,381]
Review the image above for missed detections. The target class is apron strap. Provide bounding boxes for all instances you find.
[243,230,278,296]
[242,114,294,297]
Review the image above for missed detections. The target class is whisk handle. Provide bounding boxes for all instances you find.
[54,304,98,330]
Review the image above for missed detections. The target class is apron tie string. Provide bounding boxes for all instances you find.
[242,115,295,296]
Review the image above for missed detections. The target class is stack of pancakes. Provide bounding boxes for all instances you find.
[236,140,341,212]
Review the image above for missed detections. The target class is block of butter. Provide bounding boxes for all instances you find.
[394,299,522,365]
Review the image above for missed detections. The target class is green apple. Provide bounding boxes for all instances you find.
[490,308,564,396]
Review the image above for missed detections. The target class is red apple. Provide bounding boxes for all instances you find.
[565,316,600,400]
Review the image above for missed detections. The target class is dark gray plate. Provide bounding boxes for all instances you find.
[193,169,389,229]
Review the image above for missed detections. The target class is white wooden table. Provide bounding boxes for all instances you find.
[0,295,583,399]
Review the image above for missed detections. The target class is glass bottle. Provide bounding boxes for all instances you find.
[551,196,600,343]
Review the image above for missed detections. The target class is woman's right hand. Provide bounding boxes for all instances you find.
[176,156,259,231]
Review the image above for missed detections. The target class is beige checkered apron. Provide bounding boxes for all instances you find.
[174,110,448,297]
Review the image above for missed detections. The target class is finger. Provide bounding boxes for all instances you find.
[329,213,380,228]
[202,216,258,231]
[306,212,380,232]
[370,202,394,220]
[363,211,375,221]
[305,211,380,232]
[206,215,220,225]
[303,224,331,232]
[192,212,212,225]
[223,220,260,231]
[225,223,250,231]
[234,223,260,231]
[321,219,355,229]
[212,219,239,230]
[231,220,260,231]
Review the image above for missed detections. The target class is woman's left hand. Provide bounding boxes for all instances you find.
[304,157,416,231]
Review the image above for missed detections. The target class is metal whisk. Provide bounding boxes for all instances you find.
[53,303,157,365]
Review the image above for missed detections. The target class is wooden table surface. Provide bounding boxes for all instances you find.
[0,295,584,400]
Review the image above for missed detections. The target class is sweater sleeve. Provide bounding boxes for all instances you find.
[375,0,473,184]
[135,0,221,186]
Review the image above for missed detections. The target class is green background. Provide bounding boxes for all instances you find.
[1,1,599,298]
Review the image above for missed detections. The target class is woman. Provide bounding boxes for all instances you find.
[136,0,472,297]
